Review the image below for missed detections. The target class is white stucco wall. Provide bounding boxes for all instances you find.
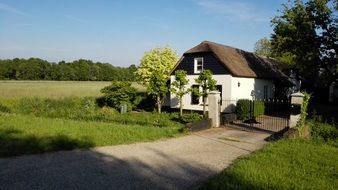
[230,77,274,100]
[170,75,231,111]
[170,75,275,112]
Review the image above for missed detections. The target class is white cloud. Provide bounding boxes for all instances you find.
[195,0,269,22]
[0,2,29,16]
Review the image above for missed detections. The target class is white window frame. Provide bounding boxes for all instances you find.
[194,57,203,74]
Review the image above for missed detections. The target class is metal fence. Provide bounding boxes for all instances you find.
[221,99,290,133]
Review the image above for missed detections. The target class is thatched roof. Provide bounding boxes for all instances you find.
[183,41,292,84]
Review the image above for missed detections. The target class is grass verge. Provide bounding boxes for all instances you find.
[200,139,338,190]
[0,113,184,157]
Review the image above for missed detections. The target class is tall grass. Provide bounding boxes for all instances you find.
[0,97,182,128]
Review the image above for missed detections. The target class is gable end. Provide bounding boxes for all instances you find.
[171,52,230,75]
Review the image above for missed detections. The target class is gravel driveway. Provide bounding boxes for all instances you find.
[0,128,270,190]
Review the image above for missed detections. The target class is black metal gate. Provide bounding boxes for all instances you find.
[222,99,290,133]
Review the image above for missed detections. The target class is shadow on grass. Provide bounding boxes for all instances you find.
[0,129,94,157]
[199,168,281,190]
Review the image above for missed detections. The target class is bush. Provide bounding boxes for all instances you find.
[97,81,139,112]
[235,99,265,120]
[0,103,11,113]
[309,119,338,141]
[135,93,155,111]
[181,112,203,123]
[169,112,203,124]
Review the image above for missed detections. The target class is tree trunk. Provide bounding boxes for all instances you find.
[179,98,183,117]
[157,96,161,113]
[203,96,206,117]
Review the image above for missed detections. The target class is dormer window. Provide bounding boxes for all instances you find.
[194,57,203,73]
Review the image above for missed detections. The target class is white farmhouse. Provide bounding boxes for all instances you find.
[169,41,292,113]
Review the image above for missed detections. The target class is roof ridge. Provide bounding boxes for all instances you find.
[201,40,250,54]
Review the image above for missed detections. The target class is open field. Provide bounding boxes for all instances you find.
[0,80,145,98]
[0,81,183,157]
[0,113,182,157]
[201,139,338,190]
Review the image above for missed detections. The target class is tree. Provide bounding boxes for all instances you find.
[135,47,178,85]
[0,58,138,81]
[135,47,178,113]
[192,70,217,117]
[271,0,338,90]
[254,37,272,57]
[171,70,190,117]
[147,72,168,113]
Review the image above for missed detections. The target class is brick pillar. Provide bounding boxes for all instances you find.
[208,91,221,128]
[289,92,304,128]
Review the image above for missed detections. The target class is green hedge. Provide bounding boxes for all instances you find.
[235,99,265,120]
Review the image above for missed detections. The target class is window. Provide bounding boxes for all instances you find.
[264,85,268,100]
[191,85,200,105]
[194,57,203,73]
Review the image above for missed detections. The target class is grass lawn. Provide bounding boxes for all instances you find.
[0,113,183,157]
[0,80,145,98]
[201,139,338,190]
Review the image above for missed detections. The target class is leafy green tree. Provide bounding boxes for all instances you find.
[99,81,137,111]
[147,72,168,113]
[171,70,190,117]
[135,47,178,85]
[192,70,217,117]
[0,58,138,81]
[254,37,272,57]
[17,58,49,80]
[271,0,338,89]
[135,47,178,113]
[0,59,12,79]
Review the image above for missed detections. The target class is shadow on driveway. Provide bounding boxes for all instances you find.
[0,148,213,189]
[0,128,270,190]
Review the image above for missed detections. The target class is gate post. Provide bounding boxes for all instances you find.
[208,91,221,128]
[289,92,304,128]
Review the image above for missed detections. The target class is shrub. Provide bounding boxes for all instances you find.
[181,112,203,123]
[294,92,311,138]
[309,119,338,141]
[235,99,265,120]
[296,92,311,129]
[169,112,203,124]
[97,81,139,112]
[254,101,265,117]
[135,92,155,111]
[100,106,119,116]
[0,103,11,113]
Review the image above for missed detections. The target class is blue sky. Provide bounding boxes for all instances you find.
[0,0,285,66]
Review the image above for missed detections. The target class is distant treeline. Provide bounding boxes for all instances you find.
[0,58,136,81]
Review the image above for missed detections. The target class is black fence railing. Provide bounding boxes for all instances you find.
[221,99,290,133]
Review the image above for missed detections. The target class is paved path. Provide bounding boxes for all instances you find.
[0,128,270,190]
